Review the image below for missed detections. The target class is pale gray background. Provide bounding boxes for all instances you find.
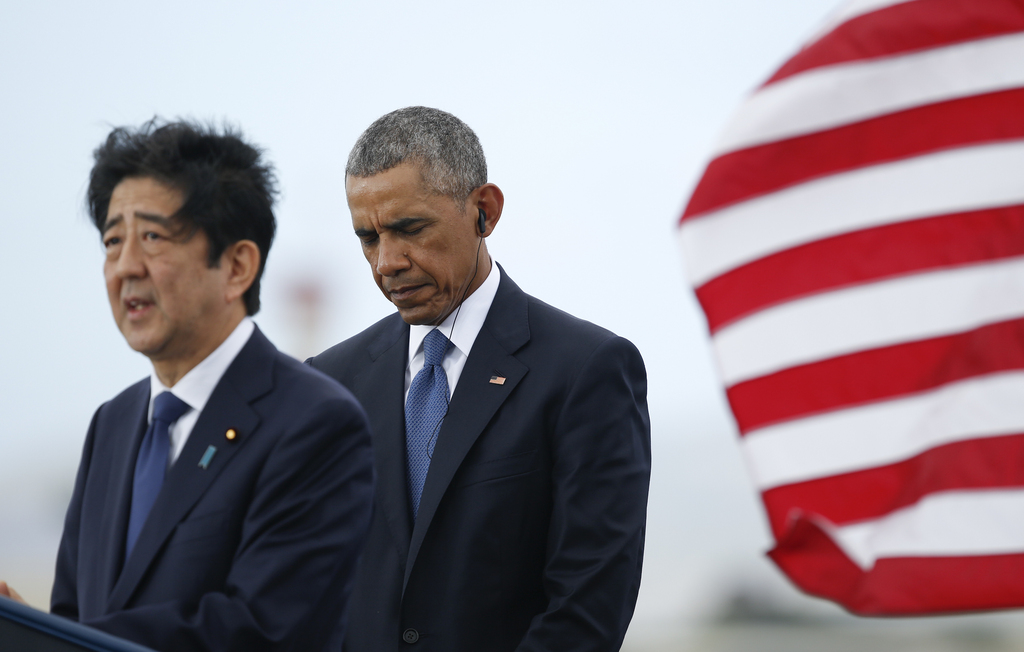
[4,2,1024,649]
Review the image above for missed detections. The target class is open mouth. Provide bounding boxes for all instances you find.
[124,297,154,318]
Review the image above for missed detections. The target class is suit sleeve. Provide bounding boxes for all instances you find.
[518,336,652,651]
[81,395,375,652]
[51,407,102,620]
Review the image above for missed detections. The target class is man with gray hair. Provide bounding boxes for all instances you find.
[309,107,651,651]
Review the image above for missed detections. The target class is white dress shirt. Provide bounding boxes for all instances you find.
[148,317,255,466]
[405,261,501,402]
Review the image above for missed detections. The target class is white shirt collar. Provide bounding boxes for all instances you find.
[408,261,501,367]
[148,317,256,420]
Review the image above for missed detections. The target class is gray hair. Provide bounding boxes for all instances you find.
[346,106,487,201]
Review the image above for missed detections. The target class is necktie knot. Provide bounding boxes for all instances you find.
[423,329,452,367]
[153,391,190,425]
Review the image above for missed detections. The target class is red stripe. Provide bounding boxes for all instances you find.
[766,0,1024,86]
[769,515,1024,614]
[698,205,1024,334]
[686,0,1024,617]
[682,88,1024,222]
[729,317,1024,434]
[761,434,1024,538]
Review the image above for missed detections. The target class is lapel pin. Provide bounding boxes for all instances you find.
[225,428,238,442]
[198,445,217,469]
[489,375,506,385]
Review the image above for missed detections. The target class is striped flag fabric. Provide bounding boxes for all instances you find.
[678,0,1024,614]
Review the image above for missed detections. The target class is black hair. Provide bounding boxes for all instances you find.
[87,118,277,315]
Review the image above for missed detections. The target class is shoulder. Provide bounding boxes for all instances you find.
[108,376,150,403]
[80,378,149,469]
[265,345,367,419]
[495,266,626,343]
[93,377,149,424]
[307,312,405,376]
[525,293,615,342]
[233,335,372,456]
[514,284,641,357]
[527,293,645,379]
[486,268,645,372]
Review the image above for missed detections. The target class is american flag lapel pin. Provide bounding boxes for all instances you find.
[489,374,506,385]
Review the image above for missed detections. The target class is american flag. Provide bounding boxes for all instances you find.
[678,0,1024,614]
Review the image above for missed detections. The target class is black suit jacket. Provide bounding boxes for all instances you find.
[51,326,375,652]
[309,269,651,652]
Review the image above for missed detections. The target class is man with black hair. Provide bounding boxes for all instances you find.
[309,107,651,651]
[9,120,375,651]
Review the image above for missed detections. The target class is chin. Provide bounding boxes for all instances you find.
[121,329,166,357]
[398,312,428,326]
[397,307,439,326]
[127,340,163,357]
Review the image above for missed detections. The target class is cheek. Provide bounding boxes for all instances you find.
[104,265,119,297]
[146,266,189,312]
[430,258,461,290]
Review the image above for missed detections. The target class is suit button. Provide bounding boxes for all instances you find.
[402,628,420,644]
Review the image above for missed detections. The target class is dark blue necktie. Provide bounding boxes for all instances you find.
[405,329,452,519]
[126,391,190,557]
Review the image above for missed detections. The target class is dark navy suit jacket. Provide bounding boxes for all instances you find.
[308,268,651,652]
[51,327,375,652]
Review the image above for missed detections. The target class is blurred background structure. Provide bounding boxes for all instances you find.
[4,1,1024,649]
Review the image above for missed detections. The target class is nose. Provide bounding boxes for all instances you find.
[375,235,410,277]
[114,233,146,280]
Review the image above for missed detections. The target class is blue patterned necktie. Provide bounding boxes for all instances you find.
[126,391,190,557]
[405,329,452,520]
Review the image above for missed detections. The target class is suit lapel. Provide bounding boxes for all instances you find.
[107,328,273,612]
[361,316,413,560]
[96,382,149,606]
[404,269,531,591]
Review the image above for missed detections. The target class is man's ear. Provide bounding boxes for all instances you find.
[472,184,504,237]
[223,240,261,305]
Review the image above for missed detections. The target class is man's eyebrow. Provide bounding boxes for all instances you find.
[102,211,177,235]
[385,217,428,231]
[354,217,430,238]
[134,212,176,228]
[102,215,122,234]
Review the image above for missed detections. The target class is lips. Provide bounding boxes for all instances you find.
[123,296,155,318]
[386,284,426,302]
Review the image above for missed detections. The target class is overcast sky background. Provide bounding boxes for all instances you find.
[10,0,1012,644]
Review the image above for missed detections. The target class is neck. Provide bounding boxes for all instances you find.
[151,308,246,387]
[466,253,492,300]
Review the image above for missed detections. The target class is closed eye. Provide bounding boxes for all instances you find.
[388,217,430,237]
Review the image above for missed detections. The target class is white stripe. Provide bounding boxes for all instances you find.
[743,371,1024,490]
[715,31,1024,156]
[830,489,1024,569]
[679,140,1024,287]
[715,256,1024,386]
[806,0,918,47]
